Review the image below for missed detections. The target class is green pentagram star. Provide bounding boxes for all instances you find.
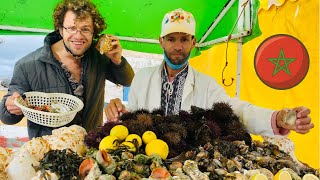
[268,49,295,76]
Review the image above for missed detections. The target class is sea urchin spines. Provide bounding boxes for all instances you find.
[136,114,153,127]
[178,110,193,122]
[84,131,101,148]
[134,109,151,116]
[151,108,165,116]
[212,102,235,124]
[163,132,182,146]
[190,106,206,120]
[206,121,221,139]
[123,120,150,136]
[119,111,136,121]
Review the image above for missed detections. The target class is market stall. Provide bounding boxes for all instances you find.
[0,1,319,179]
[1,106,319,179]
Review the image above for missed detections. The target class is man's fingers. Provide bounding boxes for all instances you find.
[9,109,23,115]
[6,105,23,115]
[293,106,311,118]
[296,117,311,125]
[105,98,122,120]
[115,100,124,111]
[105,106,117,120]
[12,92,21,98]
[105,98,127,122]
[121,107,128,113]
[110,103,120,118]
[295,129,310,134]
[296,122,314,131]
[5,96,14,106]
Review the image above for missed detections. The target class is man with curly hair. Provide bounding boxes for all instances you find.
[0,0,134,138]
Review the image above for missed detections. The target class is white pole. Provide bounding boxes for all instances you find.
[0,25,159,44]
[117,36,159,44]
[0,25,52,33]
[196,30,250,47]
[236,37,243,97]
[198,0,237,44]
[238,0,245,32]
[245,0,251,31]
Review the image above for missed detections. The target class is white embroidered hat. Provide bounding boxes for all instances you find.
[160,8,196,37]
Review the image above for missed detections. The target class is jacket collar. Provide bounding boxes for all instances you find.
[38,31,62,65]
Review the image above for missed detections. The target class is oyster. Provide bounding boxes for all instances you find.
[183,160,209,180]
[280,109,297,125]
[96,34,113,54]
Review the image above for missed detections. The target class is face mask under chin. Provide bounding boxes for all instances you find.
[164,52,190,70]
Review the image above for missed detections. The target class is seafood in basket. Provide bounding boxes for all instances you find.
[14,92,84,127]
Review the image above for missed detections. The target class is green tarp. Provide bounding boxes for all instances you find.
[0,0,260,54]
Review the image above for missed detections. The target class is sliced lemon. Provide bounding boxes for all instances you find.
[302,174,319,180]
[110,125,129,141]
[250,173,269,180]
[125,134,142,147]
[274,170,292,180]
[120,141,136,152]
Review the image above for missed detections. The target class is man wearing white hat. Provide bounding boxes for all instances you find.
[105,9,313,137]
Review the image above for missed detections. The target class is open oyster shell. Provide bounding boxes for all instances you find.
[96,34,113,54]
[282,109,297,125]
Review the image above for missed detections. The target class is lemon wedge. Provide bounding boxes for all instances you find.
[250,173,269,180]
[302,174,319,180]
[274,170,292,180]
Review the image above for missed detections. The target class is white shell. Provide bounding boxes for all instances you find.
[283,110,297,125]
[7,151,39,180]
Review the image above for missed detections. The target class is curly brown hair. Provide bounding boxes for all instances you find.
[53,0,106,38]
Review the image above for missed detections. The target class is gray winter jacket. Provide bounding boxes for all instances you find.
[0,31,134,138]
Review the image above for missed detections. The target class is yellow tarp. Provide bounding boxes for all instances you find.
[190,0,319,168]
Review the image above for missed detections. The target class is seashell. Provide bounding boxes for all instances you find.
[281,109,297,125]
[226,159,242,172]
[79,158,95,179]
[7,151,39,180]
[257,168,274,180]
[244,169,260,179]
[226,171,247,180]
[212,159,224,168]
[98,174,116,180]
[149,167,171,179]
[169,161,183,171]
[96,35,113,54]
[50,102,70,113]
[183,160,209,180]
[96,150,116,174]
[214,168,228,176]
[84,161,102,180]
[19,137,50,161]
[31,170,59,180]
[171,168,191,180]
